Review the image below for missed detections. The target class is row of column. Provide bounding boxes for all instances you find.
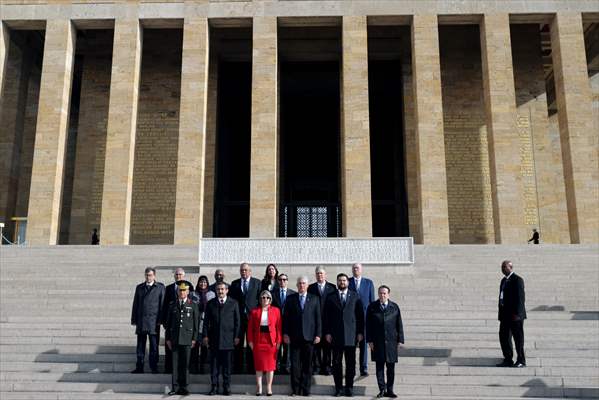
[2,13,595,245]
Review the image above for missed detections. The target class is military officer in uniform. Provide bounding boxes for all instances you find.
[166,282,200,396]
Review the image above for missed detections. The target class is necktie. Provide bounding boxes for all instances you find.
[220,299,224,306]
[281,289,286,306]
[242,279,248,295]
[319,285,324,296]
[381,303,386,311]
[356,279,360,291]
[341,292,346,305]
[300,295,305,310]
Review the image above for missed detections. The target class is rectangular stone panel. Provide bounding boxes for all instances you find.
[480,13,527,244]
[100,19,142,245]
[174,17,209,245]
[249,16,278,238]
[341,15,372,237]
[26,19,75,245]
[550,12,598,243]
[411,14,450,244]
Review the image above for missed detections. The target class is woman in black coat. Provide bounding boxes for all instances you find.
[365,285,404,399]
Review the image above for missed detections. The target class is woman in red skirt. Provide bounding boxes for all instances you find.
[248,290,282,396]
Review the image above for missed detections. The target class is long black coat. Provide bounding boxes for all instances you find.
[202,297,241,350]
[229,277,261,319]
[282,292,321,343]
[162,280,194,325]
[131,281,165,335]
[498,273,526,321]
[308,281,337,314]
[323,290,364,347]
[366,301,404,363]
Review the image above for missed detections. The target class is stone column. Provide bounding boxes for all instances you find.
[0,22,9,101]
[249,16,278,237]
[480,14,526,244]
[100,19,142,245]
[26,20,75,244]
[341,16,372,237]
[550,13,598,244]
[174,17,209,245]
[410,15,450,244]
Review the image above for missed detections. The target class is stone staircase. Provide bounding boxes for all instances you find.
[0,244,597,399]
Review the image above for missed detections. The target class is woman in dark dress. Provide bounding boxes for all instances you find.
[260,264,280,293]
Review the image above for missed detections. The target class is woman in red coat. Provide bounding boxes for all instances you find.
[248,290,282,396]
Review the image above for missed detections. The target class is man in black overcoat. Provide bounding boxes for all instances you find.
[202,281,241,396]
[165,283,200,396]
[272,273,296,374]
[323,273,364,397]
[162,267,194,373]
[283,275,321,396]
[228,262,260,373]
[497,260,527,368]
[307,265,336,375]
[366,285,404,398]
[131,267,165,374]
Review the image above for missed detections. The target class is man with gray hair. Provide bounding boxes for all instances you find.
[162,268,194,373]
[308,266,336,375]
[283,276,321,396]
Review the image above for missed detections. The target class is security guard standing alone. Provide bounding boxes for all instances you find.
[166,283,200,396]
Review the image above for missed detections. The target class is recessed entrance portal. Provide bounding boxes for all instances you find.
[279,61,341,237]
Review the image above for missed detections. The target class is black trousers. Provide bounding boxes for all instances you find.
[210,349,233,390]
[375,361,395,392]
[136,333,159,371]
[499,319,526,364]
[332,346,356,390]
[277,342,291,371]
[313,340,332,372]
[234,318,254,373]
[290,340,314,395]
[171,345,191,391]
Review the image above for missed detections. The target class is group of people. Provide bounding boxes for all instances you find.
[131,263,405,397]
[131,259,526,397]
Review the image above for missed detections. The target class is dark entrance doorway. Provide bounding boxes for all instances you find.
[279,61,341,237]
[369,59,410,237]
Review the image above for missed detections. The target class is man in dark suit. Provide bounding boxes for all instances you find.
[348,262,375,376]
[366,285,404,399]
[165,283,200,396]
[324,273,364,397]
[307,265,336,375]
[497,260,527,368]
[131,267,165,374]
[228,262,261,373]
[272,273,295,374]
[283,275,321,397]
[203,282,241,396]
[162,268,194,373]
[208,269,228,292]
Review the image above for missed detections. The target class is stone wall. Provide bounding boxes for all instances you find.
[129,29,182,244]
[439,25,494,244]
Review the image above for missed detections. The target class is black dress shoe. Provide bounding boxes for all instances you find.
[207,386,218,396]
[345,388,354,397]
[386,392,398,398]
[222,388,231,396]
[334,389,343,397]
[289,393,296,397]
[168,390,177,396]
[496,360,514,367]
[513,362,526,368]
[377,391,386,398]
[360,371,369,377]
[130,368,144,374]
[178,388,190,396]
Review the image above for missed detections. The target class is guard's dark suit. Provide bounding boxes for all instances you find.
[323,290,364,393]
[229,277,260,373]
[308,281,336,373]
[202,297,240,392]
[131,281,165,372]
[283,292,321,396]
[165,298,200,393]
[498,272,526,365]
[162,280,194,373]
[366,300,404,394]
[272,287,296,373]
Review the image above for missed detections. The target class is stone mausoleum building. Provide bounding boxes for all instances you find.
[0,0,597,246]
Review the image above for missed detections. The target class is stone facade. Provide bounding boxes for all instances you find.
[0,1,597,245]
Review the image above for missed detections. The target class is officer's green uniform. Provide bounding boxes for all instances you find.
[166,283,200,395]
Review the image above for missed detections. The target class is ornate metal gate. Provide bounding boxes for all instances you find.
[280,203,341,237]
